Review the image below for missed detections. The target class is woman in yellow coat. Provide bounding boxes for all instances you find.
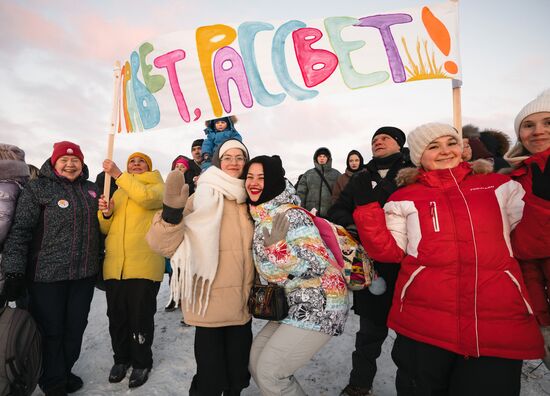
[98,152,164,388]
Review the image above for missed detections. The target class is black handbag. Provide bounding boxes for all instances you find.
[248,272,288,321]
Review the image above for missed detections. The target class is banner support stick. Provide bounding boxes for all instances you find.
[104,61,122,201]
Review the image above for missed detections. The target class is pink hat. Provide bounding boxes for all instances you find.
[50,141,84,165]
[175,157,190,169]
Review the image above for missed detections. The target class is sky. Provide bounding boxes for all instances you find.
[0,0,549,182]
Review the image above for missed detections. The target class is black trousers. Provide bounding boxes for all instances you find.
[28,277,95,392]
[349,315,389,388]
[105,279,160,369]
[190,320,253,396]
[392,334,523,396]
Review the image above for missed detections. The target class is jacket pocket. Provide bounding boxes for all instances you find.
[400,265,426,312]
[429,201,440,232]
[504,270,534,315]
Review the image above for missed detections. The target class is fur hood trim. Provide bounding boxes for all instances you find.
[396,159,494,187]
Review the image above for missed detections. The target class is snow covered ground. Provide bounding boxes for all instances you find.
[33,280,550,395]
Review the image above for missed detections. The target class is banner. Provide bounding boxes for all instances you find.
[118,1,460,132]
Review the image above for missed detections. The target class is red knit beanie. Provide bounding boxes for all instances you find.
[50,141,84,165]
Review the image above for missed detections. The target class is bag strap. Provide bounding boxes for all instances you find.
[314,168,332,194]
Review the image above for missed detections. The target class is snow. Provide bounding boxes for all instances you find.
[33,279,550,395]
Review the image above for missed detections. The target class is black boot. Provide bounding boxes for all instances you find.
[44,383,68,396]
[66,373,83,393]
[108,363,130,383]
[128,368,150,388]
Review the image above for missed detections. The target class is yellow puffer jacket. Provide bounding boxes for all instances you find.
[99,170,165,281]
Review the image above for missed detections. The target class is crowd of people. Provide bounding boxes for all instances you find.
[0,89,549,396]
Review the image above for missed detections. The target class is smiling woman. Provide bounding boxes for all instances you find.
[1,140,100,395]
[349,122,545,395]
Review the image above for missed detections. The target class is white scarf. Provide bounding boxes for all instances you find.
[170,166,247,316]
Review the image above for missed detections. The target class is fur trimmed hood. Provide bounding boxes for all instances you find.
[396,159,494,187]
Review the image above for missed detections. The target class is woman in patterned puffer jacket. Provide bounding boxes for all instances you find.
[244,155,348,396]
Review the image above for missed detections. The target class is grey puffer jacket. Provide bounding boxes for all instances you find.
[1,159,100,282]
[0,159,29,250]
[296,147,341,217]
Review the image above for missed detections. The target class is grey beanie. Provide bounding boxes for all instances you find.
[407,123,461,166]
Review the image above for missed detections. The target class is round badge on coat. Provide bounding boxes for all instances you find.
[58,199,69,208]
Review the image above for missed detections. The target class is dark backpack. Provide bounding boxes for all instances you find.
[0,305,42,396]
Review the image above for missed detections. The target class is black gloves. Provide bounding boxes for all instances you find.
[3,273,26,302]
[349,171,398,207]
[532,159,550,201]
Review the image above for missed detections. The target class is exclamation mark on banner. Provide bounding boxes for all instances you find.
[421,7,458,75]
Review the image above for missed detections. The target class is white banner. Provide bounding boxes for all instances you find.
[117,1,460,132]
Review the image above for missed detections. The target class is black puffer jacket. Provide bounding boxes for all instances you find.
[1,159,100,282]
[327,153,413,324]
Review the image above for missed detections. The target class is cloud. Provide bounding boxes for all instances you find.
[0,2,69,52]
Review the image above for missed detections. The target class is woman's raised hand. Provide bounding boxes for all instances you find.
[99,194,114,217]
[164,170,189,209]
[103,159,122,179]
[262,213,290,247]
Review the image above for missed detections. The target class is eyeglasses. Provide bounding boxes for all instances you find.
[220,155,246,164]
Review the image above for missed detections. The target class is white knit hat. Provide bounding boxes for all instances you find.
[407,123,461,166]
[514,89,550,136]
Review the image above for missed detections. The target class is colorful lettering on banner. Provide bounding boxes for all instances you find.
[355,14,412,84]
[196,24,237,117]
[238,22,286,107]
[292,27,339,88]
[154,50,194,122]
[324,16,389,89]
[139,42,166,93]
[130,51,160,129]
[213,46,254,113]
[118,1,460,132]
[272,20,318,100]
[121,62,133,132]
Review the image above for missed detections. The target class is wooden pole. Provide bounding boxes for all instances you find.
[104,61,122,201]
[450,0,462,137]
[452,79,462,137]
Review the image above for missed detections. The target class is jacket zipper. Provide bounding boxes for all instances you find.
[400,265,426,312]
[448,169,480,357]
[504,270,534,314]
[429,201,440,232]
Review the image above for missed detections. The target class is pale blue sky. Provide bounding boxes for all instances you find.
[0,0,548,181]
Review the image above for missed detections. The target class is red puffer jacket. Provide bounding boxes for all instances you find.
[353,161,544,360]
[509,147,550,326]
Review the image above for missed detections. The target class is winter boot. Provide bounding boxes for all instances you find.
[541,326,550,370]
[340,384,373,396]
[128,368,150,388]
[66,373,83,393]
[44,383,68,396]
[164,299,177,312]
[108,363,130,383]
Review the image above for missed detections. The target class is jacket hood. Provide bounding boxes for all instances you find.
[40,158,90,182]
[0,159,30,180]
[479,130,510,157]
[313,147,333,169]
[396,159,494,187]
[204,115,238,131]
[345,150,364,172]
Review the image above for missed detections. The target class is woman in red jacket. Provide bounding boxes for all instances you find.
[350,123,544,396]
[505,89,550,368]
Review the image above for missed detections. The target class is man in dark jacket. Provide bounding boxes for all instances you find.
[185,138,203,195]
[296,147,341,218]
[328,127,414,396]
